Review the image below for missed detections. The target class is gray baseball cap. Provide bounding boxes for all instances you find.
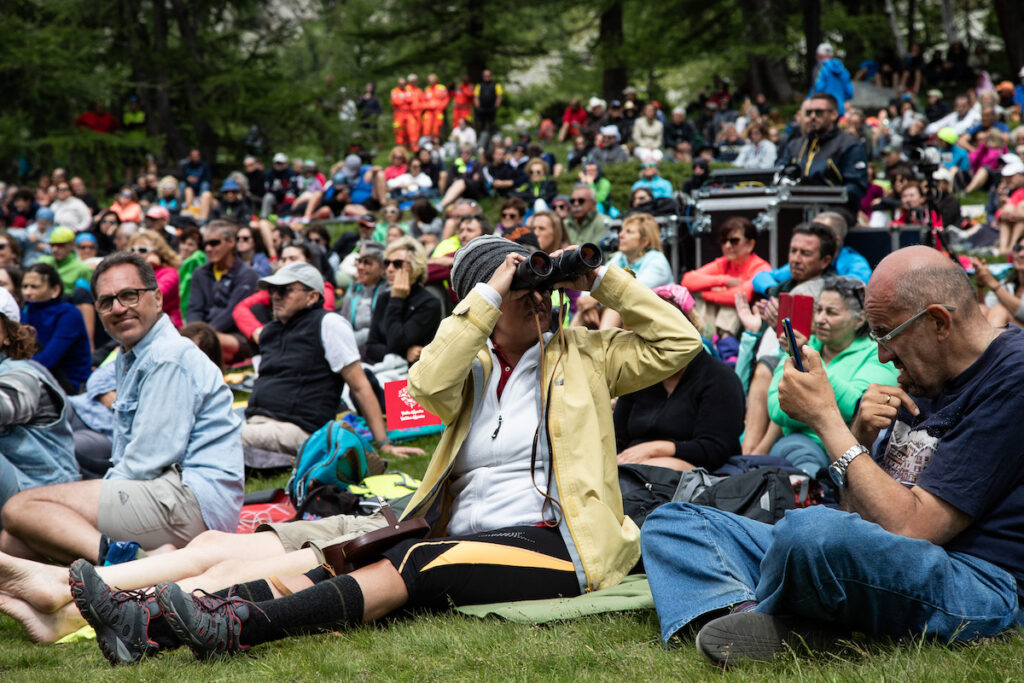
[259,262,324,295]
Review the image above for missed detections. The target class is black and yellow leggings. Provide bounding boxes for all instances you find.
[381,525,582,608]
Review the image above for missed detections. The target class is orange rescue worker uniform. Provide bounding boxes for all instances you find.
[451,81,474,130]
[422,83,450,139]
[405,82,424,151]
[391,81,411,146]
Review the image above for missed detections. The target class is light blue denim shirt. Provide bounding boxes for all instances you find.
[108,315,243,532]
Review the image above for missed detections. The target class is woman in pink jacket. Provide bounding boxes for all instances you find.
[681,216,770,336]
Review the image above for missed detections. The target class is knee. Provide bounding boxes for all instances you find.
[769,507,848,564]
[184,529,233,552]
[641,503,709,553]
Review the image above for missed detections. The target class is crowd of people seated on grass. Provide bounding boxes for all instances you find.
[0,52,1023,669]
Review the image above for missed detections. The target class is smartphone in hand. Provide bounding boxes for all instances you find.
[783,317,805,372]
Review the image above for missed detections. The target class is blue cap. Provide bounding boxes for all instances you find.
[220,177,241,192]
[36,207,54,222]
[332,171,348,186]
[75,232,97,245]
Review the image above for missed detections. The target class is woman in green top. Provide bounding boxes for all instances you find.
[177,225,208,318]
[762,277,898,474]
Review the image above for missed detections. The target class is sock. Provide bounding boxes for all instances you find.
[239,573,364,646]
[304,566,332,584]
[213,579,275,603]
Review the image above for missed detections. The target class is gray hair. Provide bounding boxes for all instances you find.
[890,265,979,317]
[571,184,595,201]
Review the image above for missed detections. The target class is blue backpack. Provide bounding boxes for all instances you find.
[286,420,376,508]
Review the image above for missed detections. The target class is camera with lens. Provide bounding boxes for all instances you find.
[510,243,602,292]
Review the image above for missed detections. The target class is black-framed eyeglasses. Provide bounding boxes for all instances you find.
[383,258,407,269]
[96,287,156,313]
[204,239,223,249]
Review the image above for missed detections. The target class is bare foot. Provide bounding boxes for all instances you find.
[0,551,71,613]
[0,594,85,643]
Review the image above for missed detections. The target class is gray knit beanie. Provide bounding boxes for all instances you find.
[451,234,529,300]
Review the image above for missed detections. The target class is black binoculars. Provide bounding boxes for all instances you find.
[510,243,602,291]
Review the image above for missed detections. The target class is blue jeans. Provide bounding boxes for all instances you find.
[768,432,828,474]
[642,503,1023,643]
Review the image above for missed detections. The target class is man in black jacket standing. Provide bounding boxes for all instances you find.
[243,262,420,460]
[777,92,868,213]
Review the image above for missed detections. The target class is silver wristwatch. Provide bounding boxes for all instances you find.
[828,444,869,488]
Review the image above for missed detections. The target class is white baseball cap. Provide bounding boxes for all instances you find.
[0,287,20,323]
[1002,159,1024,177]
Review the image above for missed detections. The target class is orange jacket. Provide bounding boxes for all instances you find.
[423,83,450,112]
[680,253,771,306]
[407,85,425,114]
[391,86,410,113]
[452,83,474,109]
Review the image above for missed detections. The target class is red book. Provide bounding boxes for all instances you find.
[775,293,814,339]
[384,380,442,431]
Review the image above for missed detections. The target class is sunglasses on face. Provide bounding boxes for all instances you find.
[96,287,156,313]
[1013,244,1024,254]
[501,211,520,219]
[0,244,8,251]
[237,235,252,242]
[805,108,832,117]
[204,239,223,249]
[130,246,151,254]
[78,243,96,250]
[383,258,407,269]
[570,198,587,205]
[309,237,324,245]
[269,284,303,298]
[719,236,743,246]
[552,204,568,210]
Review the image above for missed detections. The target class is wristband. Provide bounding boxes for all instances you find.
[379,438,393,447]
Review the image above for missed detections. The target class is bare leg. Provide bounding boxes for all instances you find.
[439,178,466,209]
[963,167,989,194]
[352,558,409,622]
[742,363,773,454]
[0,530,287,614]
[176,547,319,595]
[0,480,104,563]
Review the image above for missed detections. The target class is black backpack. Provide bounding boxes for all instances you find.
[688,467,796,525]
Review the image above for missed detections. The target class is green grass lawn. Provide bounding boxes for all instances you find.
[2,435,1023,679]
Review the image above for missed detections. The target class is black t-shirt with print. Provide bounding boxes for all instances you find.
[873,326,1024,597]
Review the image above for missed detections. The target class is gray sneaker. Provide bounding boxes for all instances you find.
[155,582,253,659]
[695,611,838,667]
[68,559,177,665]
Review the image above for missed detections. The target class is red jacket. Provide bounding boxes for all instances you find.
[232,285,336,342]
[452,83,474,109]
[681,253,771,306]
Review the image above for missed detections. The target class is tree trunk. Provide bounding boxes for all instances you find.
[994,0,1024,76]
[940,0,958,45]
[168,0,217,162]
[151,0,187,163]
[739,0,794,103]
[464,0,486,81]
[802,0,821,91]
[883,0,906,59]
[905,0,917,50]
[599,0,627,103]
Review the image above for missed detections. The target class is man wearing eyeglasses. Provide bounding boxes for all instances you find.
[0,253,243,566]
[242,262,422,462]
[564,184,611,247]
[645,246,1024,665]
[185,220,259,363]
[776,92,867,213]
